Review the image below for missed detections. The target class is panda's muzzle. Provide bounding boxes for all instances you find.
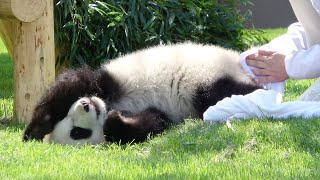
[80,101,90,112]
[80,98,101,117]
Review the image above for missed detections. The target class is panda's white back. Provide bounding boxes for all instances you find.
[103,43,253,122]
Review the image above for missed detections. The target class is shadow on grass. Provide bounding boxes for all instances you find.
[0,53,13,99]
[0,52,12,63]
[0,117,25,131]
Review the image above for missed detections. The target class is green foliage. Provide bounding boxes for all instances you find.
[54,0,265,67]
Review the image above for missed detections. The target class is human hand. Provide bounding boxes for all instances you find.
[246,50,289,83]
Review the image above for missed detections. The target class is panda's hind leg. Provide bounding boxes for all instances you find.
[103,107,171,144]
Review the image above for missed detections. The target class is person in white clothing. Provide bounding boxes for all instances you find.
[203,0,320,122]
[240,0,320,101]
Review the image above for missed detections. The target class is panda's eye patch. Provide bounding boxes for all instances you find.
[70,126,92,140]
[80,101,90,112]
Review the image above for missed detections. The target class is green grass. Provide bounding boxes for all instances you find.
[258,28,288,42]
[0,29,319,179]
[0,38,13,118]
[1,119,319,179]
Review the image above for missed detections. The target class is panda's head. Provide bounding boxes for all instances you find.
[44,96,107,146]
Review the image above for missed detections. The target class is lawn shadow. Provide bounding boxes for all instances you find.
[0,53,13,99]
[0,52,11,62]
[0,117,25,129]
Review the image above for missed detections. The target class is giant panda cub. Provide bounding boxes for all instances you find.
[23,42,261,145]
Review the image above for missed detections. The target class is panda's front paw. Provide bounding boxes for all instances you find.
[106,109,121,119]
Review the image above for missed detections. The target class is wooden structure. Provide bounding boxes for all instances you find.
[0,0,55,122]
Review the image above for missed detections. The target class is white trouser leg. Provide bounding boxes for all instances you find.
[298,78,320,101]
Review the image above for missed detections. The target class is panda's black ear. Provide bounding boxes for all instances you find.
[70,127,93,140]
[22,120,54,141]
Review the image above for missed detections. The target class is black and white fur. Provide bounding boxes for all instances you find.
[44,96,107,145]
[23,42,261,144]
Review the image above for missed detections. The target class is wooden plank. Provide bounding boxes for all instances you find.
[0,0,46,22]
[11,0,55,122]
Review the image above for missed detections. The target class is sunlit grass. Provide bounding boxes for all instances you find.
[260,28,287,41]
[1,119,319,179]
[284,79,316,101]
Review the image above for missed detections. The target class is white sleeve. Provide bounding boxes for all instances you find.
[312,0,320,15]
[240,23,307,62]
[239,23,308,80]
[283,0,320,79]
[259,23,308,54]
[285,44,320,79]
[290,0,320,47]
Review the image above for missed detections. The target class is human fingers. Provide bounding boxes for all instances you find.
[252,67,288,83]
[254,71,288,83]
[251,68,273,76]
[246,59,268,69]
[246,53,269,62]
[258,49,275,56]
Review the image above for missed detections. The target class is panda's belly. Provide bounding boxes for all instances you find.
[111,78,198,122]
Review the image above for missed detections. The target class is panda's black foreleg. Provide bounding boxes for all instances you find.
[22,66,103,142]
[103,107,171,144]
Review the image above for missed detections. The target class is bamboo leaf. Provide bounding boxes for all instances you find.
[143,16,156,30]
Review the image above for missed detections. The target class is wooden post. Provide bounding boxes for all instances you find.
[0,0,46,22]
[0,0,55,123]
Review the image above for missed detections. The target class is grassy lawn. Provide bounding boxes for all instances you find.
[0,38,13,118]
[0,29,319,179]
[258,28,288,42]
